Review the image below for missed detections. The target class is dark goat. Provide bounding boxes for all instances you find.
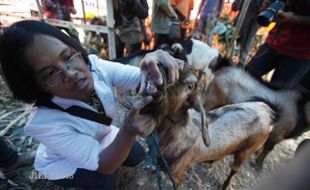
[203,57,310,169]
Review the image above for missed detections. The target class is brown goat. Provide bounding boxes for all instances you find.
[142,66,276,189]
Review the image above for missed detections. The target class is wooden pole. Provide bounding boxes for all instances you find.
[225,0,251,59]
[96,0,100,16]
[81,0,87,24]
[35,0,44,21]
[106,0,116,59]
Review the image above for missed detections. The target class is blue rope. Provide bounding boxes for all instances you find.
[144,131,178,190]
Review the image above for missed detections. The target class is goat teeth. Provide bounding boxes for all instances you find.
[145,82,158,95]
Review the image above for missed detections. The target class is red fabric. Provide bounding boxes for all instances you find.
[265,0,310,59]
[41,0,74,20]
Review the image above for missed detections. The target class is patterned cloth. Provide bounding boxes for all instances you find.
[88,90,105,114]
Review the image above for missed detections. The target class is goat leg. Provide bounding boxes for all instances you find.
[221,169,237,190]
[255,141,276,171]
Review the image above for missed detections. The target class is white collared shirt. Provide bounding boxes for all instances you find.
[24,55,140,180]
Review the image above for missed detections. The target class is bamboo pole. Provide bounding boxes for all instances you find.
[96,0,100,16]
[81,0,87,24]
[225,0,251,59]
[35,0,44,20]
[106,0,116,59]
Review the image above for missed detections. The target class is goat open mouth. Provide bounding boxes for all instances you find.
[142,63,168,98]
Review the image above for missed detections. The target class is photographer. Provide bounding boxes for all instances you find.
[246,0,310,89]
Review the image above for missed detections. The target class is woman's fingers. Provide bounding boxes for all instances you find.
[124,96,154,136]
[139,50,184,95]
[127,96,153,118]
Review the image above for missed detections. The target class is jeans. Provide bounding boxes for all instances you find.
[51,141,145,190]
[246,44,310,87]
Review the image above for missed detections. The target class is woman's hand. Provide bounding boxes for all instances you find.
[123,96,156,138]
[138,49,184,95]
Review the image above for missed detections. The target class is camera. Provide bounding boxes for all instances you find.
[256,0,286,26]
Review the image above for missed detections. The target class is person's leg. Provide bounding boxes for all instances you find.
[271,55,310,87]
[122,141,145,167]
[198,16,207,33]
[116,35,125,58]
[0,137,34,172]
[52,168,118,190]
[206,15,218,46]
[128,42,142,54]
[246,44,278,77]
[180,28,187,40]
[154,34,170,49]
[52,141,145,189]
[0,137,18,168]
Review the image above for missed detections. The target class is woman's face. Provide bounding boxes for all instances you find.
[25,34,94,102]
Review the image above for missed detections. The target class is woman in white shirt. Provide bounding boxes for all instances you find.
[0,20,182,189]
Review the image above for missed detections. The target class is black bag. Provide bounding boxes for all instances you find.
[118,14,144,44]
[169,19,181,41]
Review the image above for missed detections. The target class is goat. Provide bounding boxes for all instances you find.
[202,57,310,169]
[112,40,219,146]
[141,64,276,189]
[167,39,219,88]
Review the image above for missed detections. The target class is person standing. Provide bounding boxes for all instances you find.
[197,0,224,46]
[40,0,78,41]
[171,0,194,40]
[151,0,178,48]
[246,0,310,87]
[114,0,149,58]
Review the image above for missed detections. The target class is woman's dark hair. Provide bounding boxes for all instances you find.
[0,20,89,103]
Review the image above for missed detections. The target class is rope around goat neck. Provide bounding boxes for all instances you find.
[144,131,178,190]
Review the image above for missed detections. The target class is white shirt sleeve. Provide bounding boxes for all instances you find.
[27,123,102,171]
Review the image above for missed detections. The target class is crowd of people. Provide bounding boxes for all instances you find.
[0,0,309,189]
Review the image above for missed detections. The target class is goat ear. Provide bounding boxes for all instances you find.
[208,56,233,72]
[180,39,193,54]
[171,43,188,62]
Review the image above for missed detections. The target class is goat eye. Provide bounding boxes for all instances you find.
[188,83,194,89]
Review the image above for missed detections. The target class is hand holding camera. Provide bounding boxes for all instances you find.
[257,0,286,26]
[276,10,296,24]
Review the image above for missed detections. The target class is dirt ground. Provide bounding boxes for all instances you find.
[0,74,309,190]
